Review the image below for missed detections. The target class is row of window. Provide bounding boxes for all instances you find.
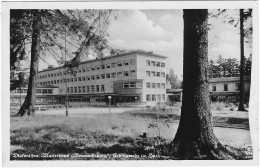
[37,59,136,79]
[67,85,105,93]
[146,94,166,102]
[122,82,142,88]
[146,71,165,77]
[146,82,166,89]
[37,70,136,85]
[211,83,240,92]
[146,60,165,67]
[12,88,53,94]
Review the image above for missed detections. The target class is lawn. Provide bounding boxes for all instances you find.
[10,105,253,160]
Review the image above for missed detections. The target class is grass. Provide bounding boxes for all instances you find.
[10,106,252,160]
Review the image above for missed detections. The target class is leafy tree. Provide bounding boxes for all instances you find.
[211,9,252,111]
[166,69,182,89]
[11,9,115,116]
[172,9,240,159]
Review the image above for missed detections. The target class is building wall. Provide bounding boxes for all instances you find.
[36,51,167,106]
[209,79,250,93]
[136,53,167,105]
[37,53,138,95]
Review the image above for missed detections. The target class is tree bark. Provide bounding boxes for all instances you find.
[17,10,41,116]
[238,9,246,111]
[172,9,236,159]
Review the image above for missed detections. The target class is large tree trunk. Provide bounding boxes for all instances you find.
[17,10,41,116]
[172,9,236,159]
[238,9,246,111]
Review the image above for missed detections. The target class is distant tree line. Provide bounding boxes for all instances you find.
[208,54,251,78]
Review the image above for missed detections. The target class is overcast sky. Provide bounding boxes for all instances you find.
[38,9,252,79]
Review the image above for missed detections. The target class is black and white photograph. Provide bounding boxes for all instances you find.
[1,0,259,166]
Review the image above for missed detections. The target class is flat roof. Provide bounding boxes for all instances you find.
[209,76,251,83]
[38,50,167,73]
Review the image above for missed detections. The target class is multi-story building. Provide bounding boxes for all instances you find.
[36,50,167,106]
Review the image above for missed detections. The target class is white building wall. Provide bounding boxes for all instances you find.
[136,53,167,105]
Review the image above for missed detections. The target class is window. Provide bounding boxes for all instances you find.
[123,82,129,88]
[70,87,73,93]
[67,87,69,93]
[117,62,123,67]
[151,71,155,77]
[96,75,100,80]
[63,79,66,83]
[82,76,86,81]
[236,83,240,91]
[111,62,116,68]
[91,75,95,80]
[51,74,53,77]
[146,60,150,66]
[162,94,165,101]
[101,85,105,92]
[156,72,160,77]
[224,84,228,91]
[157,94,161,101]
[124,71,129,77]
[79,69,81,73]
[74,87,77,93]
[82,68,85,72]
[152,83,156,88]
[117,72,123,77]
[86,76,90,80]
[111,72,116,78]
[106,73,110,79]
[106,64,111,69]
[146,82,150,88]
[36,89,41,93]
[96,85,100,92]
[86,86,90,92]
[152,94,156,101]
[146,94,151,101]
[129,82,136,88]
[57,80,59,84]
[42,89,47,94]
[54,73,56,77]
[146,71,150,77]
[91,85,95,92]
[90,67,95,71]
[82,86,85,93]
[161,62,165,67]
[130,70,136,76]
[51,81,53,84]
[57,73,59,76]
[74,77,77,82]
[156,62,160,67]
[212,84,216,91]
[101,74,105,79]
[75,70,78,74]
[48,74,51,77]
[70,78,73,82]
[60,79,63,83]
[53,80,56,84]
[151,61,155,66]
[48,89,52,94]
[78,86,81,93]
[78,77,81,81]
[157,83,161,88]
[161,72,165,77]
[162,83,165,89]
[101,65,105,69]
[124,61,129,66]
[130,59,135,65]
[67,79,70,82]
[96,66,100,70]
[86,67,90,71]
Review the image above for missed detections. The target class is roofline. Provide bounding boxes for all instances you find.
[38,50,167,73]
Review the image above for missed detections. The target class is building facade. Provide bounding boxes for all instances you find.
[209,76,251,102]
[36,50,167,106]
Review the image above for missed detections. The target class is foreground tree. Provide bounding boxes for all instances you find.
[12,9,115,116]
[172,9,238,159]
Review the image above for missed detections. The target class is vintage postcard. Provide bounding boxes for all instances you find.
[1,0,259,167]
